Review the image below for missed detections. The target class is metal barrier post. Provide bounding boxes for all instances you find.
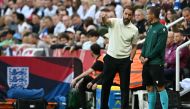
[176,40,190,91]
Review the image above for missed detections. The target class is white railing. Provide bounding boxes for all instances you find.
[137,17,184,45]
[166,17,184,29]
[176,40,190,91]
[136,16,186,91]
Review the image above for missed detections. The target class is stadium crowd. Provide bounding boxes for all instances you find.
[0,0,189,89]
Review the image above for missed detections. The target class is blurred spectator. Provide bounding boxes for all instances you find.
[58,8,69,20]
[50,32,70,50]
[58,33,70,45]
[82,30,101,50]
[63,0,74,16]
[71,14,85,33]
[4,15,17,31]
[77,0,91,20]
[164,31,175,80]
[105,2,116,15]
[11,32,35,56]
[165,9,177,25]
[72,0,81,12]
[0,16,5,30]
[65,27,75,41]
[83,17,97,32]
[31,14,40,33]
[80,33,89,46]
[173,31,189,68]
[181,0,190,10]
[161,0,174,12]
[49,34,58,46]
[136,0,149,9]
[166,31,175,50]
[62,15,72,28]
[165,9,179,31]
[43,16,54,34]
[25,0,34,16]
[173,0,181,11]
[56,1,65,11]
[164,30,189,83]
[16,13,32,34]
[0,29,15,49]
[121,0,132,8]
[134,9,147,40]
[16,0,34,19]
[13,33,22,44]
[86,0,103,21]
[52,15,66,36]
[44,0,58,17]
[52,0,60,6]
[3,0,15,16]
[182,7,190,35]
[104,0,122,18]
[33,0,45,17]
[28,33,49,49]
[39,16,54,39]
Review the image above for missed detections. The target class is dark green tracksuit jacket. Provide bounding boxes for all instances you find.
[141,22,168,65]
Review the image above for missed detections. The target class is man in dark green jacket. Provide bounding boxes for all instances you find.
[140,6,168,109]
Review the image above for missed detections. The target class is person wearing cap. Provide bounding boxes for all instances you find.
[65,27,75,40]
[100,6,139,109]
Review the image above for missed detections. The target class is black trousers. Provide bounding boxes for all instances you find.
[78,76,95,109]
[100,54,131,109]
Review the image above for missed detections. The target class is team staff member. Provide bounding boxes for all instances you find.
[140,6,168,109]
[100,6,139,109]
[70,43,103,108]
[71,43,103,90]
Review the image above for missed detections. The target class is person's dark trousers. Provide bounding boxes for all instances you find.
[100,54,131,109]
[78,76,94,109]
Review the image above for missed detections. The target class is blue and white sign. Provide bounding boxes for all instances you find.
[7,67,29,88]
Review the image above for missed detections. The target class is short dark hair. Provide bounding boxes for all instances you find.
[57,9,69,16]
[16,13,25,22]
[183,7,190,13]
[147,6,160,19]
[123,6,134,14]
[173,29,183,36]
[71,13,80,19]
[100,8,110,12]
[87,30,99,37]
[7,29,15,35]
[84,17,94,27]
[59,32,69,41]
[90,43,101,55]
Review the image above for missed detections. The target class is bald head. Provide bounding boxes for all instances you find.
[182,7,190,22]
[167,31,174,46]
